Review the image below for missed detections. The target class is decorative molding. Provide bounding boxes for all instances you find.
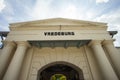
[102,40,114,45]
[16,41,31,47]
[88,40,102,47]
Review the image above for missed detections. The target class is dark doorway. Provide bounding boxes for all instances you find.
[37,62,84,80]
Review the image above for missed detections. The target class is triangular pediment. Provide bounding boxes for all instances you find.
[10,18,107,27]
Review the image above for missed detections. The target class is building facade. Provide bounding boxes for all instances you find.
[0,18,120,80]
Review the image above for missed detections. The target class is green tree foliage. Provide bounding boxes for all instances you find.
[51,74,66,80]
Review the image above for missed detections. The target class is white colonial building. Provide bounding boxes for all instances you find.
[0,18,120,80]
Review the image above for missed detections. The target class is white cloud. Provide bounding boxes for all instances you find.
[94,9,120,46]
[29,0,99,21]
[94,9,120,29]
[0,23,9,31]
[96,0,109,3]
[57,4,98,20]
[29,0,54,20]
[114,31,120,47]
[57,4,78,19]
[0,1,15,22]
[0,0,5,12]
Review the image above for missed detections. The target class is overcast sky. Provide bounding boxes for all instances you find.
[0,0,120,46]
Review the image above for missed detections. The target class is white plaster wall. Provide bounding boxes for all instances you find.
[23,47,93,80]
[6,30,111,41]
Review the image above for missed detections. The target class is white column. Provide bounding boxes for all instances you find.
[0,41,16,79]
[3,41,30,80]
[102,40,120,79]
[19,47,33,80]
[89,40,118,80]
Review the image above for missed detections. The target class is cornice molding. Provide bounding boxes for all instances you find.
[102,40,114,45]
[16,41,31,47]
[88,40,102,47]
[10,25,107,31]
[9,18,107,31]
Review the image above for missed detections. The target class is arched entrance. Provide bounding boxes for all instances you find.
[37,61,84,80]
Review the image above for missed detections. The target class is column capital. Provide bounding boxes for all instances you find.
[4,41,16,47]
[102,40,114,45]
[16,41,31,47]
[88,40,102,47]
